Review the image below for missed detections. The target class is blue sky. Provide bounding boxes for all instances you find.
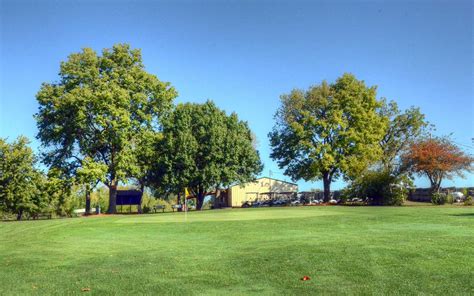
[0,0,472,190]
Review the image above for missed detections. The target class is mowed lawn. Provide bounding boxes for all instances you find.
[1,206,473,295]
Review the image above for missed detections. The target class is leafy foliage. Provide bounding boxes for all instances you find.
[269,73,387,201]
[35,44,177,213]
[446,193,454,204]
[464,196,473,206]
[0,137,45,219]
[154,101,263,209]
[378,100,428,173]
[431,192,447,205]
[43,168,81,216]
[402,136,473,192]
[343,170,411,206]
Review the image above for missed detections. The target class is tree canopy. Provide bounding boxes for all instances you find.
[378,99,428,173]
[35,44,177,213]
[402,136,473,192]
[269,73,387,201]
[0,137,44,220]
[154,101,263,209]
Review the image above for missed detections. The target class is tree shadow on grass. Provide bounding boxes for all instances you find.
[450,213,474,217]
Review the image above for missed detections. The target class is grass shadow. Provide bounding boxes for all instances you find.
[450,213,474,217]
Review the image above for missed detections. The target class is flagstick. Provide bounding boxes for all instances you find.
[184,197,187,223]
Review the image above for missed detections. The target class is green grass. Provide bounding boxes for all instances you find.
[1,206,473,295]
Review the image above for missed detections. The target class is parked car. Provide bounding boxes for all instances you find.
[452,191,465,202]
[329,199,338,205]
[271,199,286,206]
[291,200,301,206]
[242,201,251,208]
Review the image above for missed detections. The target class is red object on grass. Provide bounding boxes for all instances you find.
[301,276,311,281]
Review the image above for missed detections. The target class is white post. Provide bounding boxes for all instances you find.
[184,198,187,222]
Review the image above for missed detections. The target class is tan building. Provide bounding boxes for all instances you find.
[223,177,298,207]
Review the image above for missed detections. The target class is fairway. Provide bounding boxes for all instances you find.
[1,206,473,295]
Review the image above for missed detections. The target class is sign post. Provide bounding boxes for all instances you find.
[184,188,188,222]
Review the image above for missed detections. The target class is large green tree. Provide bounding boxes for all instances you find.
[35,44,177,213]
[269,73,387,201]
[154,101,263,210]
[0,136,44,220]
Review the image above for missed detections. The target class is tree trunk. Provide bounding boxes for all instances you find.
[138,183,144,214]
[196,187,205,210]
[16,209,23,221]
[176,192,182,212]
[323,173,332,202]
[107,181,118,214]
[429,177,441,194]
[85,186,91,215]
[215,188,220,209]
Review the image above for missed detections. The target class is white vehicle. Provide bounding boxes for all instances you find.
[308,199,321,205]
[73,208,86,214]
[291,200,301,206]
[452,191,464,202]
[329,199,338,204]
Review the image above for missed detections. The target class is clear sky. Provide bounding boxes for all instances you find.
[0,0,473,190]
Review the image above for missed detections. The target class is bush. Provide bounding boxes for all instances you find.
[464,196,473,206]
[142,205,151,214]
[344,170,410,206]
[446,193,454,204]
[431,192,447,205]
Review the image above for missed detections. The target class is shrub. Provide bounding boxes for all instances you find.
[446,193,454,204]
[344,170,410,206]
[142,205,151,214]
[464,196,473,206]
[431,192,447,205]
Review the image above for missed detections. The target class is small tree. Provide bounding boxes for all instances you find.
[0,136,43,220]
[154,101,263,210]
[402,137,473,193]
[269,74,387,201]
[76,157,107,214]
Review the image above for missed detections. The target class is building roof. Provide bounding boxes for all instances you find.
[229,176,297,188]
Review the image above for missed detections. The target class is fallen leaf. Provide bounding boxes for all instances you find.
[301,276,311,281]
[81,288,91,292]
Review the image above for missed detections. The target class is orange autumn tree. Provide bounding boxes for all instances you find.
[402,137,473,192]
